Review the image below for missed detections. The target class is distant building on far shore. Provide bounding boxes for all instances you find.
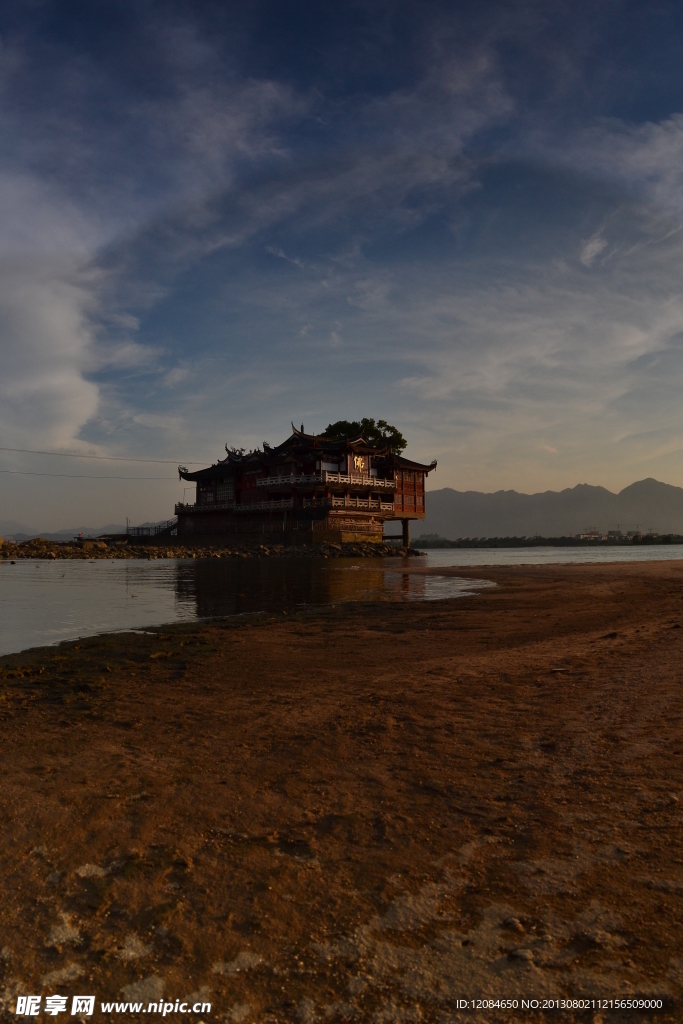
[177,424,436,546]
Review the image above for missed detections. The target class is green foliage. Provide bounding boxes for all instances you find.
[321,418,407,453]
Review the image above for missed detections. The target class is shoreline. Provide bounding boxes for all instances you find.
[1,562,681,1021]
[0,537,423,560]
[413,536,683,549]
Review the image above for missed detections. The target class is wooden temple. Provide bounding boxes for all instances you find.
[176,425,436,545]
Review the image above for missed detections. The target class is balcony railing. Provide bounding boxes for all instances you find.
[324,472,395,489]
[176,499,293,515]
[330,497,394,511]
[256,472,396,490]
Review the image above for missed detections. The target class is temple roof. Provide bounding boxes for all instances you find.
[178,425,436,481]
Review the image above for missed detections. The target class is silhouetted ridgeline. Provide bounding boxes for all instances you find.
[419,479,683,540]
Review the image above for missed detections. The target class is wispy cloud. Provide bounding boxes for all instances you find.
[163,367,190,387]
[579,232,607,267]
[132,412,184,431]
[537,113,683,218]
[266,246,307,268]
[0,13,307,452]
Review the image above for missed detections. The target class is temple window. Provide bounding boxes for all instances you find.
[217,479,234,501]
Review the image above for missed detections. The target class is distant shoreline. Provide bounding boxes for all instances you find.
[412,534,683,549]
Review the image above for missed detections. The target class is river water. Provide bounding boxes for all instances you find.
[0,555,494,656]
[411,544,683,567]
[1,544,681,657]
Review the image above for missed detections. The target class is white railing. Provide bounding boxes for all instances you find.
[304,498,394,510]
[323,472,395,489]
[256,472,396,489]
[176,499,293,514]
[330,497,394,511]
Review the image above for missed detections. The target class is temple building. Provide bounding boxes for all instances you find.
[177,424,436,546]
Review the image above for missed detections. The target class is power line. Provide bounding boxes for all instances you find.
[0,469,178,480]
[0,446,205,464]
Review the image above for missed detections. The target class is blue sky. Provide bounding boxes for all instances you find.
[4,0,683,528]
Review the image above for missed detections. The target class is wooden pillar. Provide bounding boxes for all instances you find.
[402,518,410,547]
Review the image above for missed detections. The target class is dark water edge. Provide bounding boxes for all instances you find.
[0,557,493,657]
[6,544,682,657]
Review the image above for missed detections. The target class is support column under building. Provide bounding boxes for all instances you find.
[402,518,410,548]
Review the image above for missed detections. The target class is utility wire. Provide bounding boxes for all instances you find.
[0,446,205,464]
[0,469,177,480]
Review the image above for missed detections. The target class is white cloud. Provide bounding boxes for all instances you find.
[580,233,608,267]
[163,367,189,386]
[265,246,306,268]
[0,27,306,453]
[0,257,99,447]
[543,113,683,217]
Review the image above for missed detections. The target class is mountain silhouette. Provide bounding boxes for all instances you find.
[419,478,683,539]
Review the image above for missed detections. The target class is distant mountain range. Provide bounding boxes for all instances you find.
[418,479,683,539]
[4,477,683,543]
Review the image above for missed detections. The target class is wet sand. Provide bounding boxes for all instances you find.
[0,562,681,1022]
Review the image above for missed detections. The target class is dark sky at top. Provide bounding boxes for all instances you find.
[3,1,683,527]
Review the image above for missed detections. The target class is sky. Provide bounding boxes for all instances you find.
[4,0,683,529]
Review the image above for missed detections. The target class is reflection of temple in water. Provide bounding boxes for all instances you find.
[173,559,411,620]
[174,561,486,619]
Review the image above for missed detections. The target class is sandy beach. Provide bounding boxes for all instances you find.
[1,561,681,1022]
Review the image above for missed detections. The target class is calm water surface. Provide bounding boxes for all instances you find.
[418,544,683,567]
[2,544,681,656]
[0,556,492,656]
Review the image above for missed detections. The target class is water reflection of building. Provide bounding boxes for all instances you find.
[174,559,408,619]
[176,425,436,546]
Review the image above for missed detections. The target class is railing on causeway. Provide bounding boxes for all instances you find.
[127,517,178,537]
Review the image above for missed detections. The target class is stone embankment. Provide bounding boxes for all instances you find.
[0,536,420,560]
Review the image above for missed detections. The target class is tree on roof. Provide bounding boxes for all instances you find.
[320,418,407,454]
